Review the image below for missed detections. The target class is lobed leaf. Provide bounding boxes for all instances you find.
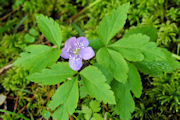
[27,62,76,85]
[89,38,104,52]
[93,63,113,84]
[80,66,116,104]
[89,100,101,113]
[96,47,129,83]
[127,63,142,98]
[97,2,130,45]
[13,45,60,73]
[134,49,180,76]
[110,34,166,62]
[111,80,135,120]
[36,14,62,47]
[124,25,158,42]
[48,77,79,120]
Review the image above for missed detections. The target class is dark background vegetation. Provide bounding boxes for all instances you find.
[0,0,180,119]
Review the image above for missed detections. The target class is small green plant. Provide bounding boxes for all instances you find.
[13,2,180,120]
[133,70,180,120]
[78,100,103,120]
[24,28,38,44]
[149,71,180,113]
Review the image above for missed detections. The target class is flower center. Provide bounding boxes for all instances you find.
[73,48,80,55]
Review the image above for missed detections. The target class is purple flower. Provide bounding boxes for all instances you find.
[61,37,95,71]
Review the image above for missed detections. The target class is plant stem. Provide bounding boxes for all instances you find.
[172,53,180,60]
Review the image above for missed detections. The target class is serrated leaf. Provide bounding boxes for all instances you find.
[127,63,142,98]
[97,2,130,45]
[111,80,135,120]
[110,34,166,62]
[27,62,76,85]
[124,25,158,42]
[93,63,113,84]
[13,45,60,73]
[80,66,116,104]
[89,100,101,113]
[134,49,180,76]
[91,113,104,120]
[36,14,62,47]
[82,105,92,120]
[109,34,148,61]
[96,47,128,83]
[48,77,79,120]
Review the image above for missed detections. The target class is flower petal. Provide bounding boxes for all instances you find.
[80,47,95,60]
[65,37,77,49]
[60,47,71,59]
[77,37,89,47]
[69,58,83,71]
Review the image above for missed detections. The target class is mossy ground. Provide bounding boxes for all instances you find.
[0,0,179,119]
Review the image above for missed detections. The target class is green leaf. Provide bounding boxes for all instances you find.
[124,25,158,42]
[89,38,104,52]
[109,34,148,61]
[82,105,92,120]
[110,34,166,62]
[111,80,135,120]
[24,34,35,43]
[27,62,76,85]
[80,81,88,98]
[80,66,116,104]
[13,45,60,73]
[134,50,180,76]
[29,28,38,36]
[42,110,50,119]
[97,2,130,45]
[96,47,128,83]
[53,107,68,120]
[0,20,15,34]
[36,14,62,47]
[89,100,101,113]
[91,113,104,120]
[48,77,79,120]
[127,63,142,98]
[93,63,113,84]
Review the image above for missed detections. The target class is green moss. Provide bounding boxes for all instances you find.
[0,0,180,119]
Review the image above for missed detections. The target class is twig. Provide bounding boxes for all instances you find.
[17,106,27,114]
[0,7,20,21]
[69,115,74,120]
[17,96,35,114]
[6,96,14,100]
[35,35,44,44]
[58,11,66,16]
[0,64,12,75]
[66,7,86,23]
[103,103,108,111]
[65,0,101,23]
[14,96,19,111]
